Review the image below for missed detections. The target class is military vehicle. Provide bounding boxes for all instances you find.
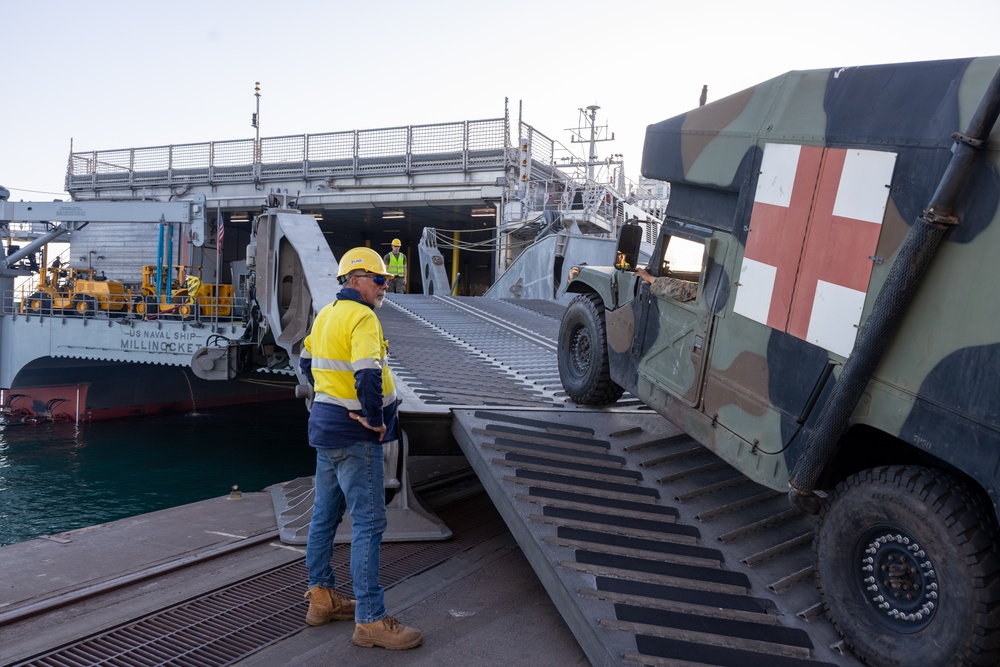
[558,57,1000,666]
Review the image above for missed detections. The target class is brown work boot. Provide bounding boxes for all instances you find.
[352,615,423,650]
[304,585,356,626]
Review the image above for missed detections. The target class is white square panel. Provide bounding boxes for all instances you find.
[754,143,802,208]
[734,257,777,325]
[832,149,897,224]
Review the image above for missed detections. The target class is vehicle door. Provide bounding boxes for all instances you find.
[632,221,721,407]
[704,142,896,450]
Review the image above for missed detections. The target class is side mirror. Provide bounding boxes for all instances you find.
[615,224,642,271]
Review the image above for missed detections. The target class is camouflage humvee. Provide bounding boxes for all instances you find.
[558,56,1000,667]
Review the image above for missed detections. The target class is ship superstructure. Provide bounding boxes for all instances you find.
[1,105,667,421]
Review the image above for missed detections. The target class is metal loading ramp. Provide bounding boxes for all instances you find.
[451,408,862,667]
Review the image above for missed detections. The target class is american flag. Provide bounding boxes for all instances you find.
[217,215,224,254]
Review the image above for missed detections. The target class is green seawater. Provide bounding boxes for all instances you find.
[0,400,315,546]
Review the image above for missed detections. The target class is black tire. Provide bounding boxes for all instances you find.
[73,297,94,317]
[815,465,1000,667]
[134,296,158,317]
[28,292,52,314]
[557,293,624,405]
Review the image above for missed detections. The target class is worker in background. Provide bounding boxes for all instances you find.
[382,239,406,294]
[299,246,423,651]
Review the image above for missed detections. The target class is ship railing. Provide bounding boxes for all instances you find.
[516,175,666,238]
[66,117,513,193]
[3,288,248,324]
[513,122,668,237]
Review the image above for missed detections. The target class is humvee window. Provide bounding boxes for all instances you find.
[651,235,704,302]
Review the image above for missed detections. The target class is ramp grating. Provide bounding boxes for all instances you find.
[452,408,862,667]
[12,494,506,667]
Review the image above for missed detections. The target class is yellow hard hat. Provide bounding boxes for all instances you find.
[337,247,392,279]
[391,238,401,247]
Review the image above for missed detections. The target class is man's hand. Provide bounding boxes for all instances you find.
[349,412,386,442]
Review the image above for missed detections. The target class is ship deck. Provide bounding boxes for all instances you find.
[0,295,862,666]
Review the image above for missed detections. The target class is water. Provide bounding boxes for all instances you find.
[0,400,316,546]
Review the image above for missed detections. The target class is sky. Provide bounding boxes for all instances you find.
[3,0,999,201]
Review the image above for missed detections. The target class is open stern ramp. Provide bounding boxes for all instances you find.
[452,408,861,667]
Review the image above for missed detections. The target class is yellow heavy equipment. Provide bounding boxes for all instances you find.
[133,265,234,319]
[22,264,129,316]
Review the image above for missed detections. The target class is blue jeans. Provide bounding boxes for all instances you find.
[305,442,388,624]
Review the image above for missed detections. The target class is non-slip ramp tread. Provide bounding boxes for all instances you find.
[504,454,640,481]
[489,438,625,464]
[513,469,659,498]
[452,408,861,667]
[545,508,695,538]
[530,489,678,518]
[632,636,841,667]
[561,528,720,562]
[596,577,772,614]
[579,551,748,589]
[617,604,812,648]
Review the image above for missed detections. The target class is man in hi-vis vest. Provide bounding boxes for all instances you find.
[382,239,406,294]
[299,247,422,650]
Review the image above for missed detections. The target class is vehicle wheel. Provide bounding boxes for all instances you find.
[134,296,157,317]
[557,293,624,405]
[28,292,52,314]
[815,465,1000,667]
[73,297,94,317]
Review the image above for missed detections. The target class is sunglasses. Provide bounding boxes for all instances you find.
[358,273,387,286]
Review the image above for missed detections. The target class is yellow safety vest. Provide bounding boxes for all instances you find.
[302,299,396,410]
[385,252,405,277]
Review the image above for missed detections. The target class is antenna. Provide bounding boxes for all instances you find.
[567,105,618,181]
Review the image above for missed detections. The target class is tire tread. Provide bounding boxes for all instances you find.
[815,464,1000,666]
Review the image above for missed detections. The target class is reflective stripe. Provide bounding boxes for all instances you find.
[313,393,362,410]
[311,358,354,372]
[312,357,383,372]
[313,389,397,410]
[353,357,384,371]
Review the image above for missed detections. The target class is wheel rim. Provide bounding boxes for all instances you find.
[569,324,592,378]
[854,525,938,633]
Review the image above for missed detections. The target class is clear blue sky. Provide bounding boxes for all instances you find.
[3,0,998,200]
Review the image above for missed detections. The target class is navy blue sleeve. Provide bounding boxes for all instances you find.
[299,357,315,385]
[354,368,385,428]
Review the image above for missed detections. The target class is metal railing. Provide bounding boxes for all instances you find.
[5,288,246,323]
[62,111,664,238]
[67,118,513,192]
